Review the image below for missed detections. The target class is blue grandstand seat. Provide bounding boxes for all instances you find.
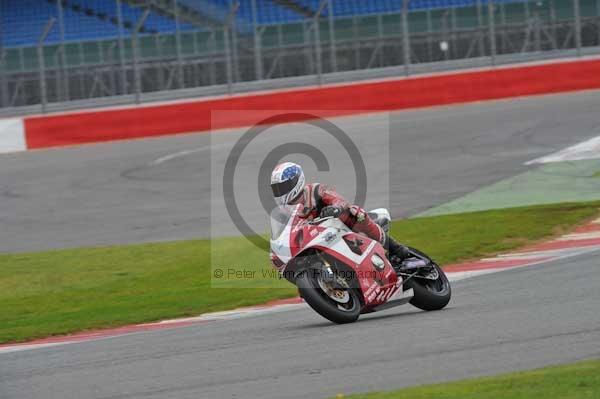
[296,0,524,18]
[1,0,527,48]
[252,0,304,24]
[1,0,121,46]
[178,0,303,26]
[0,0,197,47]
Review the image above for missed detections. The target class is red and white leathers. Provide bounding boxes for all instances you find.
[291,183,386,245]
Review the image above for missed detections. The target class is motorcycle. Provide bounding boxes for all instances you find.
[270,205,451,323]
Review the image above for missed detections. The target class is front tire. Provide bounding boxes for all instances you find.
[296,270,361,324]
[405,263,451,311]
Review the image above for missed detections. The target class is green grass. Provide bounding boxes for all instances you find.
[592,171,600,178]
[337,359,600,399]
[391,201,600,266]
[1,201,599,344]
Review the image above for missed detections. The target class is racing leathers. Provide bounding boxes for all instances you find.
[293,183,383,241]
[289,183,408,259]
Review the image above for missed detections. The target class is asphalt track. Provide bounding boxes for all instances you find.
[2,252,600,399]
[2,91,600,398]
[1,90,600,252]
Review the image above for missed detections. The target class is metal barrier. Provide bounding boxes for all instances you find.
[1,0,599,114]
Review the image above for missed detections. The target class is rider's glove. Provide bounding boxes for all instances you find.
[348,205,366,223]
[320,206,343,218]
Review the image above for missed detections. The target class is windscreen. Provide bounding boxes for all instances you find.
[270,205,294,240]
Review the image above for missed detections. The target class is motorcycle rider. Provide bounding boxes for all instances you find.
[270,162,417,268]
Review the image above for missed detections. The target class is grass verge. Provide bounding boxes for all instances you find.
[336,359,600,399]
[1,201,599,344]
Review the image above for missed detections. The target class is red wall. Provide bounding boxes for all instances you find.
[24,58,600,149]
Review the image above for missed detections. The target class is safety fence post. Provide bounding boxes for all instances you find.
[224,2,239,94]
[402,0,411,76]
[132,9,150,104]
[0,3,8,108]
[314,0,328,85]
[488,0,497,65]
[327,0,337,73]
[476,0,485,56]
[38,18,56,113]
[116,0,127,95]
[174,0,184,89]
[56,0,69,102]
[251,0,263,81]
[574,0,582,56]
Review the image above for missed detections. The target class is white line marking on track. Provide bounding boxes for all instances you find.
[450,246,600,282]
[150,142,233,165]
[148,115,392,166]
[151,148,208,165]
[558,231,600,240]
[480,255,549,262]
[0,343,64,354]
[446,268,507,281]
[497,247,594,258]
[525,135,600,165]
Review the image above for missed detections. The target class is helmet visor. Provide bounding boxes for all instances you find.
[271,175,299,198]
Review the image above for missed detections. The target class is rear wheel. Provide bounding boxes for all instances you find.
[404,263,451,311]
[296,269,361,324]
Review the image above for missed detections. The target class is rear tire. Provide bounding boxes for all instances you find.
[405,263,451,311]
[296,271,361,324]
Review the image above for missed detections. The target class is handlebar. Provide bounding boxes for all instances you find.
[307,216,335,225]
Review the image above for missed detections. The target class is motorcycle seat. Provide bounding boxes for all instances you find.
[367,209,391,232]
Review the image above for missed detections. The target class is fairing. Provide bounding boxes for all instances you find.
[270,205,401,308]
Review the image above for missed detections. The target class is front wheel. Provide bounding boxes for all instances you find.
[404,263,451,311]
[296,269,361,324]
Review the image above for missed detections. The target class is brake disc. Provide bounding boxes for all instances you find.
[317,276,350,304]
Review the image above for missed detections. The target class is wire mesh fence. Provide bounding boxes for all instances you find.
[1,0,599,112]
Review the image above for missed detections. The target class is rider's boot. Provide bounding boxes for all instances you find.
[384,234,410,260]
[384,234,427,272]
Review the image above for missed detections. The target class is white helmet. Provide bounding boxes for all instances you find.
[271,162,305,207]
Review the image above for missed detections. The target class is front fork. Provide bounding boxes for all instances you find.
[316,252,349,290]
